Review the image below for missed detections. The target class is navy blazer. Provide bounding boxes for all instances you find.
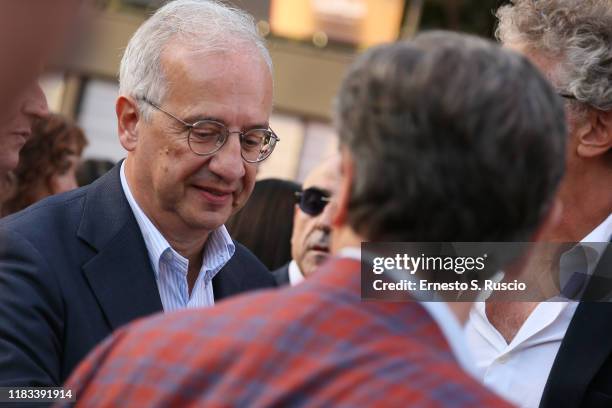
[272,262,290,286]
[0,164,275,386]
[540,238,612,408]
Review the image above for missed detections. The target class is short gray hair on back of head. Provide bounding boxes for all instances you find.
[496,0,612,111]
[335,31,566,243]
[119,0,272,120]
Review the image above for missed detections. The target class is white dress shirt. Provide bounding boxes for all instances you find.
[120,161,235,312]
[465,213,612,408]
[288,260,305,286]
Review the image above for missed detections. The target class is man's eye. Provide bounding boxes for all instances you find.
[192,130,220,139]
[243,137,262,147]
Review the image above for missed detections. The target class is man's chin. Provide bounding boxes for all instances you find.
[0,152,20,175]
[182,210,229,232]
[303,251,331,274]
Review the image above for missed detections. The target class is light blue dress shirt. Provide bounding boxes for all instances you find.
[120,161,235,312]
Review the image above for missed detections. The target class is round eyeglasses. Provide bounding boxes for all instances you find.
[140,98,279,163]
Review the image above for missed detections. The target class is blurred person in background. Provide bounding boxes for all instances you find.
[0,1,83,114]
[2,114,87,216]
[76,159,116,187]
[61,31,566,407]
[0,83,49,179]
[0,0,276,387]
[273,155,339,285]
[226,178,300,271]
[0,1,85,181]
[466,2,612,407]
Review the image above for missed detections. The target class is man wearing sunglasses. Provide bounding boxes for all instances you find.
[273,157,339,286]
[0,0,276,387]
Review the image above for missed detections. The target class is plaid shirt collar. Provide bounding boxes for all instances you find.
[338,246,479,379]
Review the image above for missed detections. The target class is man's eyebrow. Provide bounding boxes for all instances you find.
[183,116,270,130]
[247,122,271,130]
[183,115,226,125]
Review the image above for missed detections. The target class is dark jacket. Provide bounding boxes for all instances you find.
[540,240,612,408]
[0,164,275,386]
[272,262,290,286]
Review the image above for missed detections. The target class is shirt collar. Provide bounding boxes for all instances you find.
[338,246,479,379]
[557,212,612,297]
[119,160,235,280]
[288,260,305,286]
[577,212,612,268]
[582,212,612,243]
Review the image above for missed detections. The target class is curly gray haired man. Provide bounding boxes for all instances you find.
[466,2,612,407]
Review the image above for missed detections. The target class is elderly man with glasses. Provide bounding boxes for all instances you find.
[0,0,276,387]
[273,156,339,286]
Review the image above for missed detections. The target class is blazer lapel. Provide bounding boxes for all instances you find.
[540,244,612,408]
[77,163,163,330]
[212,248,244,300]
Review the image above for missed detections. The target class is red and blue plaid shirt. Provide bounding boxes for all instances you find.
[60,258,511,407]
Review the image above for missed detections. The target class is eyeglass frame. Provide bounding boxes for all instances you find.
[294,187,331,216]
[138,97,280,163]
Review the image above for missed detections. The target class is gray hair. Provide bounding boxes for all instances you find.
[119,0,272,120]
[496,0,612,111]
[335,31,567,243]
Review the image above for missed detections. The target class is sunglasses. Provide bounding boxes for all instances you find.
[295,187,331,216]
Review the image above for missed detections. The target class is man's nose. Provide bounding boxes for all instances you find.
[207,133,246,181]
[315,200,336,230]
[22,83,49,119]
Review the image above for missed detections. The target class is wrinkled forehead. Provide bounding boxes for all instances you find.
[302,156,342,193]
[159,40,273,99]
[160,37,271,75]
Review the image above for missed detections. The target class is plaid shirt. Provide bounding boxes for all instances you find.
[60,258,511,408]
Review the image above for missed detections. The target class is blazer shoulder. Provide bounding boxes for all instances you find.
[272,263,290,286]
[229,242,276,287]
[233,242,269,272]
[0,186,89,237]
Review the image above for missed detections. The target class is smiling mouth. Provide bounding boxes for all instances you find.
[309,245,330,253]
[193,185,233,205]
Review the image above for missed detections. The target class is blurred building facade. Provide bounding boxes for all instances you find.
[41,0,505,182]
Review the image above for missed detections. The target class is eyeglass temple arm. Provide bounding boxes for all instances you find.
[140,97,193,129]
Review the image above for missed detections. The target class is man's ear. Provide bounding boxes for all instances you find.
[331,147,354,229]
[577,109,612,158]
[116,96,141,152]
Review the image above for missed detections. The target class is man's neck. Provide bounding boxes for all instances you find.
[330,226,363,255]
[483,162,611,344]
[332,228,474,326]
[124,160,210,273]
[485,301,540,344]
[447,302,473,325]
[547,162,612,241]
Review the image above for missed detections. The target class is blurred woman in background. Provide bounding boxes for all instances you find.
[2,113,87,215]
[226,178,301,271]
